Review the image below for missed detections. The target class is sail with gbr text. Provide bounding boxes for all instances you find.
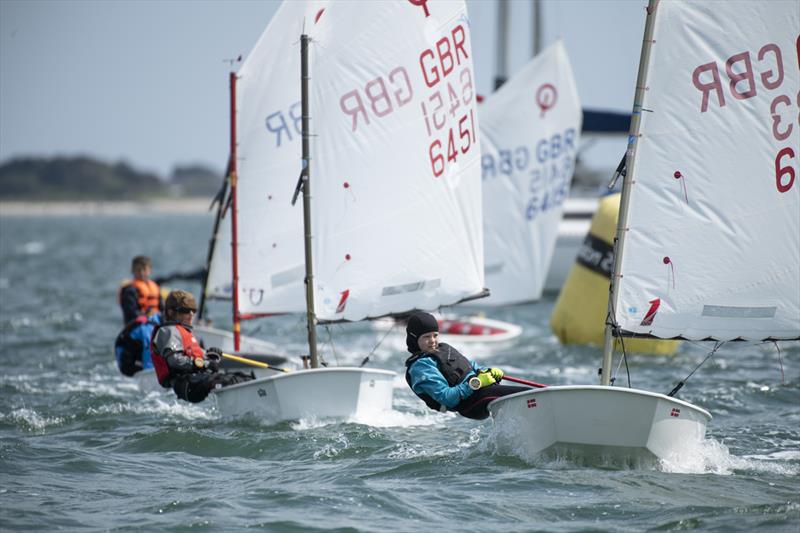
[306,0,485,322]
[478,40,582,305]
[613,0,799,341]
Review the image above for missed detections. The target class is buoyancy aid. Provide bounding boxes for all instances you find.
[132,279,161,316]
[150,322,204,388]
[114,317,157,376]
[404,343,474,412]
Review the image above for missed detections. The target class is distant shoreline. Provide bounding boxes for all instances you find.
[0,199,214,216]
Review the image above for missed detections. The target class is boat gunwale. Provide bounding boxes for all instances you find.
[212,366,397,394]
[487,384,712,419]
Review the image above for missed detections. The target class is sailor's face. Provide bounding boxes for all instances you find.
[417,331,439,352]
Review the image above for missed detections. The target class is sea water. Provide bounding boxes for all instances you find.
[1,212,798,532]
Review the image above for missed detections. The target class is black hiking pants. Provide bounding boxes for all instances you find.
[457,383,529,420]
[173,371,255,403]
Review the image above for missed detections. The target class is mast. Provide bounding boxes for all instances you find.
[531,0,541,57]
[229,71,242,351]
[600,0,658,385]
[300,34,319,368]
[197,160,231,320]
[494,0,509,89]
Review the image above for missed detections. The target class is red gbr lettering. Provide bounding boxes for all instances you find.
[339,67,413,132]
[692,43,785,113]
[420,25,468,88]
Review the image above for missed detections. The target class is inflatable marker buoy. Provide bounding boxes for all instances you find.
[550,193,680,355]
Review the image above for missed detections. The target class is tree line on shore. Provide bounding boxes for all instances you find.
[0,156,222,200]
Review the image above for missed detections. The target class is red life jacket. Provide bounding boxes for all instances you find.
[150,322,204,387]
[131,279,161,316]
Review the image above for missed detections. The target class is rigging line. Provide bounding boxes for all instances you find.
[360,320,397,368]
[667,340,725,397]
[612,335,632,388]
[605,286,630,387]
[324,324,338,367]
[772,341,786,385]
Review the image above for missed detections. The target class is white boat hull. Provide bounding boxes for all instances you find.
[213,367,396,424]
[488,385,711,463]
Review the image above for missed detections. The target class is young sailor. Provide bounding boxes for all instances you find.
[404,312,528,420]
[114,314,158,376]
[118,255,163,325]
[150,290,253,403]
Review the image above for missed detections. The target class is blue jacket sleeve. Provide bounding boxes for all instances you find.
[408,357,475,409]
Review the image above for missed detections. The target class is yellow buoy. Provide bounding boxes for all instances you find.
[550,193,680,355]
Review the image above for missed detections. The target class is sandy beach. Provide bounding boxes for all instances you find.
[0,198,214,216]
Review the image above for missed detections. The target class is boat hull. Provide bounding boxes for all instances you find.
[213,367,396,424]
[373,314,522,345]
[488,385,711,463]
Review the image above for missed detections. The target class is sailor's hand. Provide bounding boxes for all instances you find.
[134,315,148,325]
[469,372,496,390]
[204,349,221,372]
[487,367,504,382]
[206,347,223,359]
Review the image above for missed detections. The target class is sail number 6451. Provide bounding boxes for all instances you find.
[428,109,476,178]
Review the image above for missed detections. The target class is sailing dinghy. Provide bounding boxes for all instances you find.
[489,0,799,463]
[475,40,582,308]
[213,0,487,423]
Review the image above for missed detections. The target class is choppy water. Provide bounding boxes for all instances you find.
[1,212,798,532]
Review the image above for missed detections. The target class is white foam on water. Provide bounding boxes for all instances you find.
[58,377,133,398]
[288,407,445,431]
[18,241,45,255]
[3,407,64,432]
[312,433,351,459]
[660,438,800,476]
[348,408,446,428]
[144,395,216,421]
[387,442,446,460]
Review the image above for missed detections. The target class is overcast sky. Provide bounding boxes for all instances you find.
[0,0,645,178]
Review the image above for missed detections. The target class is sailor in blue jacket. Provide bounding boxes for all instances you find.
[404,312,527,420]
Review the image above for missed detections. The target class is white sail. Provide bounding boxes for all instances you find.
[613,0,799,341]
[307,0,485,322]
[477,40,582,305]
[205,202,232,299]
[231,0,329,316]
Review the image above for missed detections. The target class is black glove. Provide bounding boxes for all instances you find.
[206,347,223,358]
[205,349,221,372]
